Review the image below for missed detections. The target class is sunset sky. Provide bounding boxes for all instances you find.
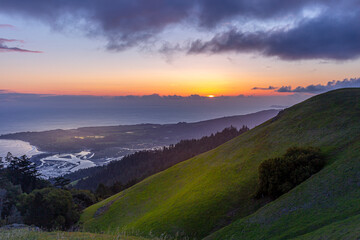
[1,0,360,97]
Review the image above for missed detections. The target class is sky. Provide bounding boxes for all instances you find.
[0,0,360,97]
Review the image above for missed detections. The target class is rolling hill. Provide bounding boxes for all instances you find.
[81,88,360,239]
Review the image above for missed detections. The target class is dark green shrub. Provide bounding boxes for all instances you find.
[256,147,325,199]
[70,189,96,211]
[19,187,79,230]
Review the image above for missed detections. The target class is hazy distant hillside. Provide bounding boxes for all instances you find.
[81,89,360,239]
[0,109,278,162]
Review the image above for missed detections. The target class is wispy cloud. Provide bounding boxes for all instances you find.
[0,38,42,53]
[277,78,360,93]
[252,86,278,90]
[0,24,14,28]
[0,38,24,43]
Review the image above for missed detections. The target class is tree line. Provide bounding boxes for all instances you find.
[69,126,249,197]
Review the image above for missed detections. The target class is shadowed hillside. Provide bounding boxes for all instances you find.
[81,89,360,239]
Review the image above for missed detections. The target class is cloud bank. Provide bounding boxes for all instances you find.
[253,78,360,94]
[0,0,360,60]
[188,11,360,60]
[277,78,360,93]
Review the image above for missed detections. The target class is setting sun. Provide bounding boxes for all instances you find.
[207,95,215,98]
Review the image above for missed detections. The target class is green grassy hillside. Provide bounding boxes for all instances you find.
[207,91,360,239]
[81,88,360,239]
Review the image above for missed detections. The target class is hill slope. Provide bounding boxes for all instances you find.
[71,126,248,191]
[81,89,360,239]
[207,89,360,239]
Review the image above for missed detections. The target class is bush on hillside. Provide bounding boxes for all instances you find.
[19,187,79,230]
[0,180,23,225]
[256,147,325,199]
[70,189,96,211]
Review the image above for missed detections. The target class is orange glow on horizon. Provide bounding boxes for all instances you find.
[1,86,296,97]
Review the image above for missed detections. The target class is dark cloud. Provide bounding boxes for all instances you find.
[0,38,42,53]
[0,0,350,54]
[277,86,292,92]
[0,0,195,51]
[188,10,360,60]
[195,0,335,28]
[1,0,360,60]
[252,86,278,90]
[277,78,360,93]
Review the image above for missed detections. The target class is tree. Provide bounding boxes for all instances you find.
[0,183,22,224]
[19,187,79,230]
[256,147,325,199]
[95,183,111,200]
[6,155,41,193]
[54,177,71,189]
[70,189,96,212]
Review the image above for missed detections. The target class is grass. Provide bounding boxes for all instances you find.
[0,229,194,240]
[0,229,146,240]
[206,89,360,240]
[293,213,360,240]
[81,88,360,239]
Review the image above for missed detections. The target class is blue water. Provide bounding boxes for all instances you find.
[0,93,307,135]
[0,103,270,135]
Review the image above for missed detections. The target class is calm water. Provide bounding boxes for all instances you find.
[0,109,222,135]
[0,94,301,135]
